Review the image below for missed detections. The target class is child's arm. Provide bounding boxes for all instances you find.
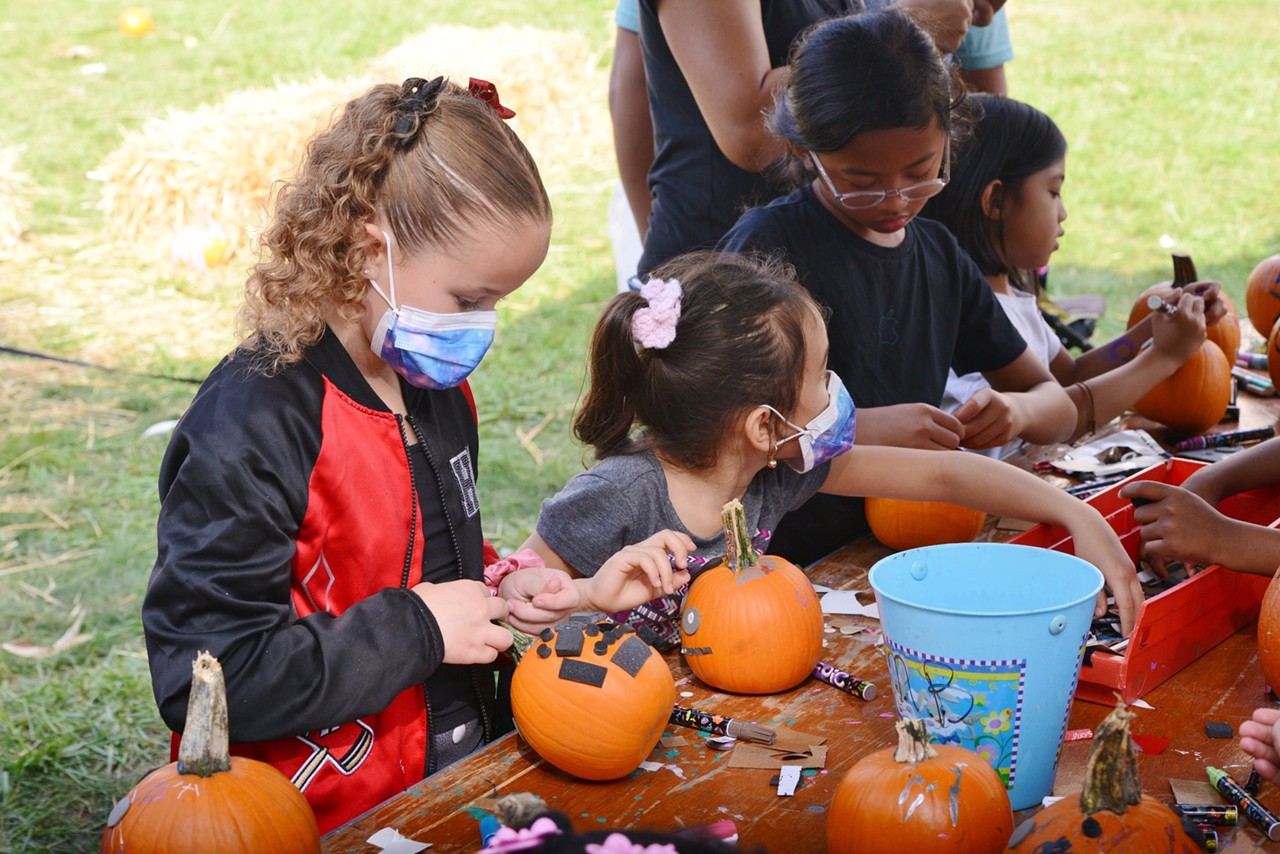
[822,446,1143,635]
[1240,708,1280,784]
[853,403,966,450]
[959,350,1076,447]
[1179,436,1280,506]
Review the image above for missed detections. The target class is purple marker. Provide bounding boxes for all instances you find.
[1171,426,1275,452]
[812,660,877,700]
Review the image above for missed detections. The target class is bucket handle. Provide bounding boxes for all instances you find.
[1048,614,1068,635]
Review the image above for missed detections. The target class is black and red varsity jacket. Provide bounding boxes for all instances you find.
[142,327,511,833]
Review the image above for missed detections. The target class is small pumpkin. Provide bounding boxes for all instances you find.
[509,618,674,780]
[1267,317,1280,395]
[1133,340,1231,435]
[1246,254,1280,340]
[865,496,987,552]
[679,499,824,694]
[101,652,320,853]
[1256,563,1280,695]
[1009,699,1200,852]
[827,718,1013,853]
[1127,253,1240,360]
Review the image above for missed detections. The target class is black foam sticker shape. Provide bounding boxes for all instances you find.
[1205,721,1234,739]
[559,658,608,688]
[536,644,552,659]
[555,624,585,657]
[539,628,554,642]
[610,636,652,677]
[593,641,610,656]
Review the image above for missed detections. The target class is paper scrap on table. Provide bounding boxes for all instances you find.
[1170,779,1226,805]
[638,760,686,779]
[820,590,878,619]
[1131,733,1169,755]
[1131,698,1155,710]
[660,734,688,747]
[367,827,431,853]
[777,766,802,796]
[729,727,827,769]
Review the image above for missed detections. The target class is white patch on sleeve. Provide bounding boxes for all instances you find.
[449,447,480,518]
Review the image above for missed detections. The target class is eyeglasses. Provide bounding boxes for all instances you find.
[809,138,950,211]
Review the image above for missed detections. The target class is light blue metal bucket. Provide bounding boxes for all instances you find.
[869,542,1103,810]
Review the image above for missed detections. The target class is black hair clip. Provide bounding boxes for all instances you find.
[394,76,447,148]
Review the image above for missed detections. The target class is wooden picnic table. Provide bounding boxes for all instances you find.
[322,388,1280,853]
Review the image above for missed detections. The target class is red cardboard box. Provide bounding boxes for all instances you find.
[1009,458,1275,706]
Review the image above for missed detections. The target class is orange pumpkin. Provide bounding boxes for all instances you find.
[865,497,987,552]
[101,653,319,853]
[1127,253,1240,360]
[1246,254,1280,339]
[1133,340,1231,434]
[828,719,1013,853]
[510,618,674,780]
[1009,700,1201,853]
[1257,553,1280,694]
[679,499,824,694]
[1267,319,1280,394]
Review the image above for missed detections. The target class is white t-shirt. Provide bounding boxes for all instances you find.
[941,288,1063,459]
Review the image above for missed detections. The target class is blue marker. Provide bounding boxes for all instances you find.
[480,814,501,847]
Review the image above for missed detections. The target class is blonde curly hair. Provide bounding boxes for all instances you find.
[239,77,551,370]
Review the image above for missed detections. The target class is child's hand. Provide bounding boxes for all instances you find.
[1241,708,1280,783]
[1068,508,1143,637]
[1120,481,1229,575]
[954,388,1020,449]
[583,530,695,614]
[500,567,583,632]
[857,403,964,450]
[1150,290,1206,363]
[898,0,974,53]
[411,579,513,664]
[1180,280,1227,327]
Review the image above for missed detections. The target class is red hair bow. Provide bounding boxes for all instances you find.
[468,78,516,119]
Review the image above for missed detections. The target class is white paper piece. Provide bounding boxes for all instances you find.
[811,584,835,594]
[1051,430,1168,478]
[367,827,431,853]
[820,590,879,619]
[1132,698,1155,710]
[639,760,686,779]
[1041,796,1064,808]
[777,765,802,797]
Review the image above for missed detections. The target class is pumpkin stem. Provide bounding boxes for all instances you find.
[1079,698,1142,815]
[176,651,232,777]
[498,620,537,664]
[893,719,940,763]
[721,499,759,573]
[1171,252,1198,289]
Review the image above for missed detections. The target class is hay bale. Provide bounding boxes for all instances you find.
[0,146,37,259]
[94,25,611,255]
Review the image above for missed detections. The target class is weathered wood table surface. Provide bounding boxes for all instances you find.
[323,391,1280,852]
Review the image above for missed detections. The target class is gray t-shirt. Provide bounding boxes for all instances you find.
[535,450,829,650]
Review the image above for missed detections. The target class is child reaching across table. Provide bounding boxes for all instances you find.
[1241,709,1280,785]
[717,9,1079,564]
[1121,435,1280,577]
[510,251,1144,650]
[922,94,1216,458]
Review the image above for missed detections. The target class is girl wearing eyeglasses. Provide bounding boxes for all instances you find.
[719,9,1076,565]
[923,94,1216,460]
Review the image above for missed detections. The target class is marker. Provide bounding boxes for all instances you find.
[1197,826,1219,852]
[1232,366,1277,397]
[669,704,776,745]
[1246,767,1264,796]
[1065,475,1128,498]
[1172,804,1238,825]
[1146,294,1179,316]
[479,814,501,848]
[1206,766,1280,840]
[812,660,878,700]
[1238,352,1269,370]
[1171,426,1276,452]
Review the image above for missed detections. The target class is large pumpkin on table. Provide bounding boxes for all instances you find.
[1009,700,1201,852]
[865,497,987,551]
[1133,340,1231,434]
[510,618,674,780]
[101,653,319,853]
[1256,569,1280,696]
[1246,254,1280,339]
[828,719,1013,853]
[679,499,824,694]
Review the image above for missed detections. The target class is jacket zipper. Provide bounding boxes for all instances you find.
[405,412,493,777]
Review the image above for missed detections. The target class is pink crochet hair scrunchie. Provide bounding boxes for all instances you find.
[631,277,682,351]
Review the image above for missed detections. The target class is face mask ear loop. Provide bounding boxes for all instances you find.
[367,229,399,314]
[761,404,809,446]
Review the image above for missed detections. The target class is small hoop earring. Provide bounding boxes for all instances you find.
[767,442,778,470]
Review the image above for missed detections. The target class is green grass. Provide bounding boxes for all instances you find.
[1,0,1277,849]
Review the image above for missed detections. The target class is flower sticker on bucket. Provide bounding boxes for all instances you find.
[884,638,1026,787]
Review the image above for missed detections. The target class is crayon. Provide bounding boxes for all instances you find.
[669,704,775,745]
[1246,766,1264,796]
[1171,426,1275,452]
[1172,804,1238,825]
[1237,352,1269,370]
[811,660,877,700]
[1206,766,1280,840]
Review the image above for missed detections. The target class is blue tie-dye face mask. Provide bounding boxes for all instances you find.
[765,371,857,473]
[367,230,497,390]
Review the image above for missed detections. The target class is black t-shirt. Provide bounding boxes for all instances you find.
[720,184,1028,563]
[636,0,862,276]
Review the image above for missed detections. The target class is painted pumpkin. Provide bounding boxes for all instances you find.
[101,653,319,853]
[510,618,674,780]
[865,497,987,552]
[679,499,824,694]
[1246,254,1280,339]
[1009,700,1200,852]
[828,719,1013,853]
[1133,340,1231,435]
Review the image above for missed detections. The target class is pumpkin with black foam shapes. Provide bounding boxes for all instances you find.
[509,618,674,780]
[1246,254,1280,340]
[1008,700,1200,852]
[1133,340,1231,435]
[827,719,1014,853]
[678,498,824,694]
[100,652,320,854]
[865,497,987,552]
